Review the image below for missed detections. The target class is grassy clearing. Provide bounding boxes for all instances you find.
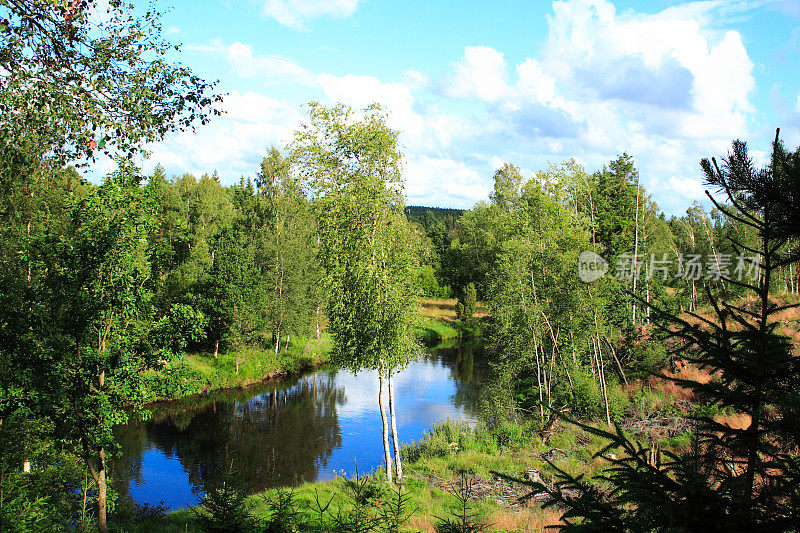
[418,298,489,321]
[416,298,487,343]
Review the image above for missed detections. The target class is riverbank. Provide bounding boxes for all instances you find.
[142,298,487,404]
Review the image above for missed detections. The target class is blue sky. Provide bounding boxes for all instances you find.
[113,0,800,215]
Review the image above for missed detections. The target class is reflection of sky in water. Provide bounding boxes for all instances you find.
[120,346,481,510]
[128,446,202,509]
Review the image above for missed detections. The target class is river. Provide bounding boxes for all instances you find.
[112,339,488,510]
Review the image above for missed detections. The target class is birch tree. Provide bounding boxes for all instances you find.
[289,102,417,482]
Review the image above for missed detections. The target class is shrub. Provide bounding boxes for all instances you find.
[455,283,477,320]
[551,367,628,422]
[627,386,680,419]
[262,488,303,533]
[434,472,487,533]
[194,479,256,533]
[628,340,669,375]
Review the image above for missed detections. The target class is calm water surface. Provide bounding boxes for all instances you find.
[113,340,487,510]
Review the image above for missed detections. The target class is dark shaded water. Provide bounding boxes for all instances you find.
[112,340,488,510]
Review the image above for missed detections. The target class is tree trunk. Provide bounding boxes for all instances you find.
[632,179,640,326]
[213,339,219,358]
[97,447,108,533]
[596,336,612,427]
[388,371,402,480]
[378,368,393,483]
[533,340,545,421]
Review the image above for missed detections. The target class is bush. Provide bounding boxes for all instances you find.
[628,340,669,375]
[492,421,535,447]
[194,478,256,533]
[262,488,303,533]
[627,386,680,418]
[455,283,477,320]
[605,382,629,423]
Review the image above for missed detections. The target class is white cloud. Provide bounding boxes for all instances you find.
[259,0,363,28]
[666,175,706,201]
[140,91,301,181]
[515,58,557,104]
[443,46,511,102]
[316,72,476,155]
[225,42,317,85]
[405,155,490,208]
[543,0,754,139]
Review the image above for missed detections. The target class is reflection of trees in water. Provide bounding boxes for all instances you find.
[426,340,489,415]
[113,374,345,500]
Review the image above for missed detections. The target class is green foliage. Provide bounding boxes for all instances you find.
[627,340,669,375]
[0,413,87,532]
[456,283,477,321]
[401,420,498,463]
[434,472,487,533]
[548,367,628,422]
[627,385,680,419]
[261,488,302,533]
[330,467,382,533]
[194,477,257,533]
[152,304,208,356]
[290,102,418,374]
[0,0,220,165]
[377,483,416,533]
[501,132,800,531]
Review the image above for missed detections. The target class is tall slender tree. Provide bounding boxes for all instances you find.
[289,102,418,482]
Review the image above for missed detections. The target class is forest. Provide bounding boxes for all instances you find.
[2,1,800,532]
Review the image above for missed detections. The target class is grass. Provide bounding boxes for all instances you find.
[418,298,490,321]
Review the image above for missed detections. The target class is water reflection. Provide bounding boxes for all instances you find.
[113,340,486,509]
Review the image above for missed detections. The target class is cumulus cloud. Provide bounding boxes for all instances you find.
[259,0,363,28]
[443,46,511,102]
[539,0,755,140]
[140,91,301,181]
[316,72,477,156]
[405,155,490,208]
[187,40,317,86]
[226,42,316,85]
